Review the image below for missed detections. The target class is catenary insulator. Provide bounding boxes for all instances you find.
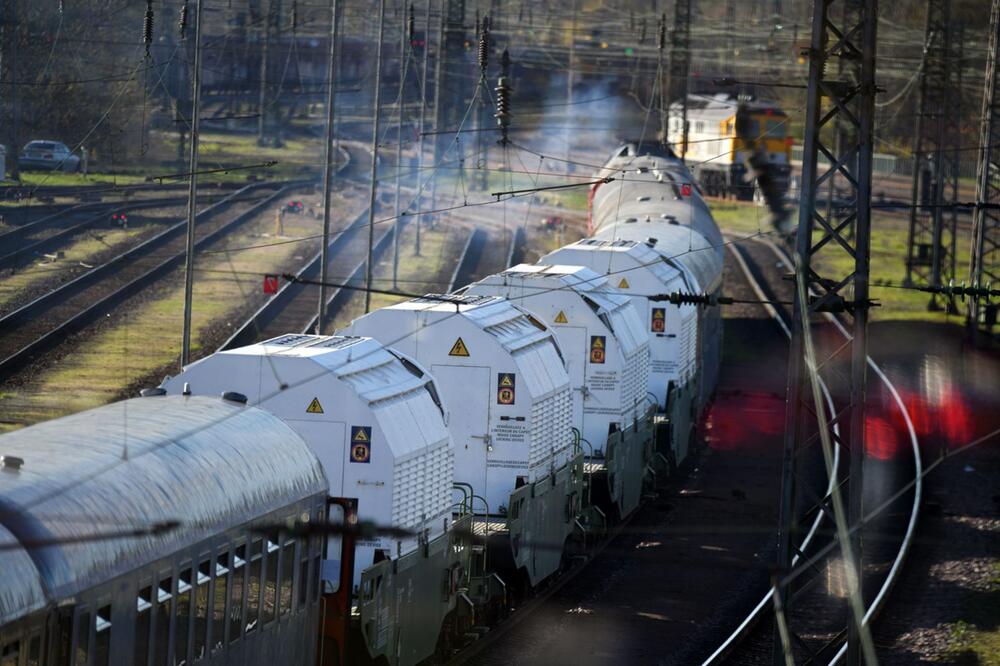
[658,13,666,50]
[143,0,155,56]
[408,3,415,43]
[639,18,647,44]
[291,0,298,31]
[478,15,490,74]
[178,0,188,39]
[495,49,512,144]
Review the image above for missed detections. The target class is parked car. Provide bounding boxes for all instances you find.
[18,140,81,172]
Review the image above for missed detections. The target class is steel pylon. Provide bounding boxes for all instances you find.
[970,0,1000,335]
[776,1,878,664]
[904,0,963,313]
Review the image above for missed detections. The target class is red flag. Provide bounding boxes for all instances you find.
[681,183,693,197]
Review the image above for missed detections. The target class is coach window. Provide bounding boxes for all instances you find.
[136,587,152,666]
[228,545,246,644]
[154,577,172,666]
[297,539,309,611]
[211,553,230,652]
[313,536,322,603]
[175,570,193,665]
[246,539,263,633]
[94,606,111,666]
[194,560,210,660]
[1,641,19,666]
[73,608,90,666]
[27,635,42,666]
[263,535,280,625]
[279,538,295,616]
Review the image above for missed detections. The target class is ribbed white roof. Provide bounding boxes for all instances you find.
[544,238,684,292]
[474,264,648,358]
[591,221,723,294]
[351,294,569,401]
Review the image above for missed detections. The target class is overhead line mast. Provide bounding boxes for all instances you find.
[365,0,388,314]
[904,0,963,313]
[667,0,691,161]
[777,1,879,665]
[180,0,205,366]
[970,0,1000,336]
[317,0,340,334]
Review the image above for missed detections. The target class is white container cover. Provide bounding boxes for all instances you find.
[462,264,650,453]
[161,335,454,582]
[591,151,724,260]
[341,294,573,514]
[543,238,700,406]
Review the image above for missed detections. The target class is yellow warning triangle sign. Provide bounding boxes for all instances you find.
[554,310,568,324]
[618,277,630,289]
[448,337,470,357]
[499,374,514,387]
[592,337,605,348]
[306,397,324,414]
[352,428,369,442]
[653,309,665,319]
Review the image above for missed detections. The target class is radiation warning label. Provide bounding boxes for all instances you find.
[497,373,516,405]
[590,335,606,364]
[350,426,372,463]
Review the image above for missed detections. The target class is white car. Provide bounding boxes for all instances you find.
[18,140,81,172]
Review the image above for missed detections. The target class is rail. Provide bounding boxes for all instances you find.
[0,183,300,379]
[447,229,486,293]
[505,226,526,269]
[702,238,922,664]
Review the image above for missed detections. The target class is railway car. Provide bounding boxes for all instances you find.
[666,93,792,200]
[0,139,726,666]
[541,238,701,468]
[0,395,328,666]
[589,143,725,410]
[341,294,584,592]
[460,264,653,522]
[159,335,466,666]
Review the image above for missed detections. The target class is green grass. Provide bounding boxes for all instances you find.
[944,564,1000,666]
[709,198,970,325]
[0,190,332,431]
[13,171,150,187]
[330,222,468,330]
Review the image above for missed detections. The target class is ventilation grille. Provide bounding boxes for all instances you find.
[530,388,573,471]
[391,443,454,529]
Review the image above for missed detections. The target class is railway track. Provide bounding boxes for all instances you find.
[0,193,251,270]
[0,182,302,381]
[703,237,921,664]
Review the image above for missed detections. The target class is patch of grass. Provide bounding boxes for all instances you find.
[710,199,970,325]
[14,171,149,187]
[0,191,332,431]
[329,222,466,331]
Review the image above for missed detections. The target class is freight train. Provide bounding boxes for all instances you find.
[0,142,724,666]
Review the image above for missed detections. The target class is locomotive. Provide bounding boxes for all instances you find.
[0,142,725,666]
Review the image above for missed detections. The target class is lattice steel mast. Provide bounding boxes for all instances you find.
[904,0,963,312]
[776,1,879,664]
[970,0,1000,334]
[666,0,691,161]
